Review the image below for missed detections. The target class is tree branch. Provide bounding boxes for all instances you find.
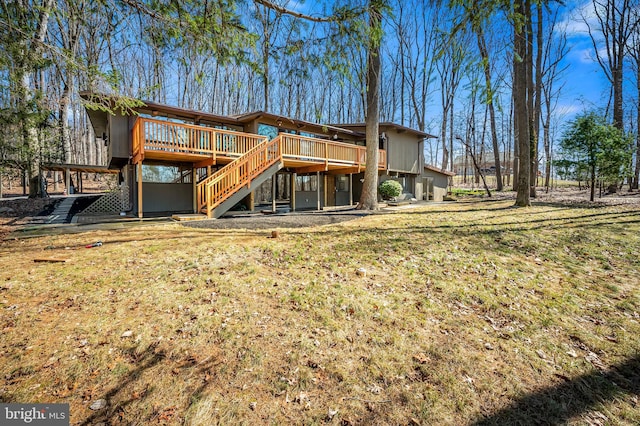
[252,0,364,23]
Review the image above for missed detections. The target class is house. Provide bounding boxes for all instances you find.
[80,93,446,218]
[329,123,434,201]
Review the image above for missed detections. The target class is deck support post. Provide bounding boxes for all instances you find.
[324,174,328,208]
[65,168,70,195]
[137,162,143,218]
[291,173,296,212]
[272,173,277,213]
[316,171,321,211]
[349,174,353,206]
[192,168,197,213]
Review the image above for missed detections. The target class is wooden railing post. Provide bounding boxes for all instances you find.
[324,141,329,169]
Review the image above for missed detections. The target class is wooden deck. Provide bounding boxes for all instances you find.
[132,117,387,218]
[132,117,386,172]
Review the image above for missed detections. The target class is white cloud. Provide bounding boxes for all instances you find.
[558,0,599,38]
[557,103,583,116]
[572,45,610,64]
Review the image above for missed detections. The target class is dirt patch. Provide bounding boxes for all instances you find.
[183,210,380,230]
[0,197,61,218]
[0,198,62,240]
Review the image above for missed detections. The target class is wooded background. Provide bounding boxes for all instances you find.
[1,0,639,201]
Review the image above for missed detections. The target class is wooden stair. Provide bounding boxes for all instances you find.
[196,135,284,218]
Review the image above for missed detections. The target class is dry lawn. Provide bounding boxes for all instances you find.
[1,200,639,425]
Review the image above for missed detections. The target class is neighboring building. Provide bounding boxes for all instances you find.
[452,152,514,176]
[80,93,446,218]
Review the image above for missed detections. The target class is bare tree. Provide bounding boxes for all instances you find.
[475,22,503,191]
[540,9,568,191]
[514,0,531,206]
[585,0,640,129]
[436,26,466,171]
[628,10,640,189]
[1,0,55,197]
[357,1,384,210]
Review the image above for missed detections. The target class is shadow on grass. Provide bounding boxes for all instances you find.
[470,354,640,425]
[78,342,220,426]
[78,343,165,426]
[289,208,640,240]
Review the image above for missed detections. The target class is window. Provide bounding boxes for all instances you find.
[295,175,318,192]
[336,176,349,192]
[258,123,278,140]
[142,165,191,183]
[139,113,192,125]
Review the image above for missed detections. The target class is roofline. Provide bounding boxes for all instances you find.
[79,92,367,137]
[79,91,242,126]
[139,99,241,126]
[424,164,456,176]
[42,163,119,174]
[234,111,365,137]
[330,122,437,139]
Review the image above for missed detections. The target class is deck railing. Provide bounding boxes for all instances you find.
[132,117,267,162]
[279,133,386,169]
[197,135,283,217]
[133,117,385,170]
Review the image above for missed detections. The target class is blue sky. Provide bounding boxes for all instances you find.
[279,0,621,128]
[555,0,612,118]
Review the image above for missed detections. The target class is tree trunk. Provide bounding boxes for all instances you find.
[449,96,455,172]
[19,0,54,198]
[60,82,73,163]
[514,0,531,207]
[590,162,596,202]
[440,92,449,170]
[635,66,640,189]
[525,0,536,199]
[543,121,551,189]
[357,3,382,211]
[531,2,542,198]
[476,29,503,191]
[612,66,623,130]
[512,91,519,191]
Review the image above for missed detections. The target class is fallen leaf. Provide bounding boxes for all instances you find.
[412,353,430,364]
[89,399,106,411]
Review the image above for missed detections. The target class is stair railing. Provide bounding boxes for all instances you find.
[197,136,282,217]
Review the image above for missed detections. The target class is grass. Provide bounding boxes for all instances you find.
[1,200,639,425]
[450,188,486,197]
[450,175,581,189]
